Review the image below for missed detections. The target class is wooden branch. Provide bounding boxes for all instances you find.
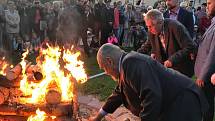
[6,64,22,81]
[45,89,62,105]
[0,87,9,104]
[0,115,76,121]
[0,102,73,117]
[0,75,20,88]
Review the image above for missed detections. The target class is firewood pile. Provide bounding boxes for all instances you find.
[0,62,76,121]
[0,45,88,121]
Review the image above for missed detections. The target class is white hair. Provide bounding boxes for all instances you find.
[144,9,164,23]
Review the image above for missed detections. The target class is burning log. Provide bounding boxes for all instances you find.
[0,75,20,87]
[26,72,43,83]
[0,102,73,117]
[33,71,43,81]
[0,92,5,104]
[6,64,22,81]
[45,89,62,105]
[25,64,41,74]
[0,116,75,121]
[0,87,9,104]
[26,64,43,82]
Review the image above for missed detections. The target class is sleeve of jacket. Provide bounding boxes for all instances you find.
[123,57,162,121]
[102,85,123,113]
[185,11,194,38]
[198,31,215,82]
[168,21,197,65]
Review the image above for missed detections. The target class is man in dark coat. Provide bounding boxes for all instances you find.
[194,0,215,120]
[94,0,107,45]
[89,43,208,121]
[138,9,196,77]
[163,0,194,38]
[17,0,31,41]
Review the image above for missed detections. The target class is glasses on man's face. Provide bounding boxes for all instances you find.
[34,2,39,4]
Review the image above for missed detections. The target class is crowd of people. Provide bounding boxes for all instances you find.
[91,0,214,121]
[0,0,215,120]
[0,0,211,56]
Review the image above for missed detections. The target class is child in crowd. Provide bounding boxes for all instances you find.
[15,36,23,52]
[107,32,118,45]
[31,32,40,52]
[23,35,33,52]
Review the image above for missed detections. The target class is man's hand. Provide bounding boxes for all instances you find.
[164,60,172,68]
[88,116,100,121]
[88,112,105,121]
[195,79,204,87]
[211,73,215,85]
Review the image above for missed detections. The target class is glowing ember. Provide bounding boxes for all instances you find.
[18,44,87,104]
[27,108,56,121]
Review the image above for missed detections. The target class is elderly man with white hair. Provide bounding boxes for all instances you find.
[89,42,208,121]
[138,9,197,78]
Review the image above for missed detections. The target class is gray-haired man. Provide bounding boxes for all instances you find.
[89,43,208,121]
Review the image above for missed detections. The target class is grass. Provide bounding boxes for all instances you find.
[78,47,134,101]
[79,52,116,101]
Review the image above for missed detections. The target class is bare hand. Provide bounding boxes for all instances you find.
[190,53,195,60]
[164,60,172,68]
[211,73,215,85]
[88,116,101,121]
[195,79,204,87]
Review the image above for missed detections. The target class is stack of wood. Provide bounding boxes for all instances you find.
[5,62,43,83]
[0,62,65,105]
[0,102,74,120]
[0,62,76,120]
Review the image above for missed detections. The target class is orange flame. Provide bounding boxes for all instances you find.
[27,108,56,121]
[0,57,10,75]
[19,45,87,104]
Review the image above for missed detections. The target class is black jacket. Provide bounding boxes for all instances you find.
[102,52,208,121]
[139,19,196,77]
[163,7,194,38]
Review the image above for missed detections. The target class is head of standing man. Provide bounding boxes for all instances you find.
[207,0,215,19]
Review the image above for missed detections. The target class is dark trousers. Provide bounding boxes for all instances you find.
[202,83,214,121]
[161,91,202,121]
[80,27,90,56]
[101,23,112,45]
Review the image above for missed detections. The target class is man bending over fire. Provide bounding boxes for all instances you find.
[89,43,208,121]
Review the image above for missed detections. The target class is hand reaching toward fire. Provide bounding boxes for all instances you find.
[88,116,103,121]
[88,111,105,121]
[88,117,100,121]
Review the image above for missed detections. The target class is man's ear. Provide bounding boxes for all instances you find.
[106,57,113,65]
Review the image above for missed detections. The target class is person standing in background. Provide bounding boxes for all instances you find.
[194,0,215,121]
[4,0,20,57]
[0,1,5,49]
[164,0,194,38]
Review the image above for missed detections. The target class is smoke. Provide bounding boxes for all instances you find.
[56,6,83,48]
